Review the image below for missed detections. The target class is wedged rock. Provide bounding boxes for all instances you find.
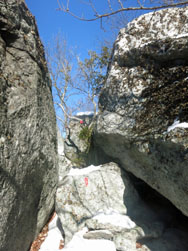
[64,115,93,167]
[63,227,117,251]
[83,230,113,240]
[0,1,58,250]
[56,163,132,243]
[95,7,188,216]
[63,112,111,167]
[56,162,179,250]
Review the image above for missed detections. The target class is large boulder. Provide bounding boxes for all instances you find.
[0,1,58,250]
[95,7,188,216]
[56,162,140,244]
[56,162,188,250]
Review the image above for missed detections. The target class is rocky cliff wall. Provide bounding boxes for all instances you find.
[0,1,58,250]
[95,7,188,216]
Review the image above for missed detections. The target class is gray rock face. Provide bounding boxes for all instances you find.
[64,116,93,167]
[57,128,73,181]
[56,162,188,250]
[95,7,188,216]
[64,114,111,167]
[56,163,154,245]
[0,1,58,251]
[56,162,135,244]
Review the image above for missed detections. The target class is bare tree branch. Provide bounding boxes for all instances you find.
[46,33,109,134]
[89,0,98,16]
[108,0,114,12]
[117,0,124,9]
[137,0,144,7]
[57,0,188,21]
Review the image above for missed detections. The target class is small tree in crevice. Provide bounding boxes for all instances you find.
[46,33,111,135]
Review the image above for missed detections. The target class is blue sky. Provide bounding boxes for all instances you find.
[24,0,150,132]
[25,0,114,57]
[24,0,144,57]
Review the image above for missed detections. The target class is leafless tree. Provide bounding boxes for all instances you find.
[46,34,81,134]
[76,48,109,123]
[46,34,110,133]
[57,0,188,21]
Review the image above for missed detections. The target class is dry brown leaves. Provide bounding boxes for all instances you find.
[59,240,64,249]
[29,212,64,251]
[136,242,143,249]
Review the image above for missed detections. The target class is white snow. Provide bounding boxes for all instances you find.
[110,65,122,78]
[139,40,153,48]
[167,119,188,132]
[63,210,136,251]
[76,111,94,116]
[0,137,5,144]
[176,33,188,39]
[117,37,129,52]
[92,210,136,229]
[39,215,64,251]
[68,165,101,176]
[132,80,145,96]
[58,145,64,156]
[63,227,116,251]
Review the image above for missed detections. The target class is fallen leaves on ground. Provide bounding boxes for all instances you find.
[30,212,58,251]
[136,242,143,249]
[59,239,64,249]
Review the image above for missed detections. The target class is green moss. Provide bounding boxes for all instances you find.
[79,126,93,153]
[71,126,93,167]
[72,156,85,167]
[79,126,92,140]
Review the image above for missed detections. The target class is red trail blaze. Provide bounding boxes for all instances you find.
[84,177,88,186]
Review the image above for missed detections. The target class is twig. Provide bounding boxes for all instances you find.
[108,0,113,12]
[117,0,124,9]
[57,1,188,21]
[137,0,143,8]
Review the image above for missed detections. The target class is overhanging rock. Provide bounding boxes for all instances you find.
[95,7,188,216]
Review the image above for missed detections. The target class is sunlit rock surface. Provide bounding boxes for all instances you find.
[64,113,95,166]
[95,7,188,216]
[56,163,188,250]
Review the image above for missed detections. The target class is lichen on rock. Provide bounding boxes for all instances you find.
[95,7,188,217]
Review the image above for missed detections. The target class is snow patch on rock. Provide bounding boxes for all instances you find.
[92,210,136,229]
[63,227,116,251]
[167,119,188,132]
[76,111,94,116]
[68,165,101,176]
[39,215,63,251]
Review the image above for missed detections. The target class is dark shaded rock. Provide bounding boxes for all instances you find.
[0,1,58,250]
[95,7,188,216]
